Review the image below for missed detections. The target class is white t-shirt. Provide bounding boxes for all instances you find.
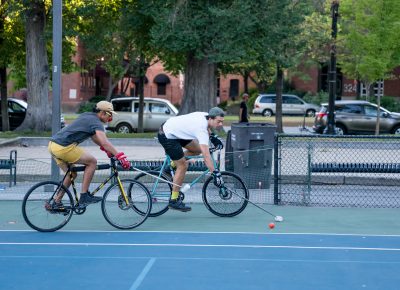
[163,112,209,145]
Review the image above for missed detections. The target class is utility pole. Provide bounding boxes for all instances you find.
[51,0,62,181]
[327,0,339,135]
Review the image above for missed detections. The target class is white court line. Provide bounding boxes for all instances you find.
[129,258,156,290]
[1,242,400,251]
[1,229,400,237]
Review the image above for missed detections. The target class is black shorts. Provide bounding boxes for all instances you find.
[158,132,192,160]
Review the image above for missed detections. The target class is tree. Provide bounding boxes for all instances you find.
[144,0,262,114]
[254,0,312,132]
[338,0,400,134]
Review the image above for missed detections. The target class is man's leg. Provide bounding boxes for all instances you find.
[172,157,188,195]
[53,162,76,203]
[75,151,97,194]
[75,152,102,205]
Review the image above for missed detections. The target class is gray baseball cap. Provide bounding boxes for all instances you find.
[208,107,225,117]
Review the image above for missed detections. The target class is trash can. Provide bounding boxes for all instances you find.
[230,123,276,189]
[224,130,234,172]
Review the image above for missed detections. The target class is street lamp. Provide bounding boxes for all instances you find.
[327,0,339,135]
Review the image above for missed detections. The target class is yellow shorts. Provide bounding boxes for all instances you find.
[48,141,84,165]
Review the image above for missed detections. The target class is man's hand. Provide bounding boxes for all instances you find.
[210,134,224,150]
[212,170,224,188]
[115,152,130,169]
[100,146,113,158]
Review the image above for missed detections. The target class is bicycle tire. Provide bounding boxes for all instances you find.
[102,179,152,229]
[22,181,74,232]
[202,171,249,217]
[135,170,172,217]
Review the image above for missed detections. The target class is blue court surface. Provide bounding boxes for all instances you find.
[1,230,400,290]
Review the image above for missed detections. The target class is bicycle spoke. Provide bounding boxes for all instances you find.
[102,179,151,229]
[203,171,249,217]
[22,181,73,232]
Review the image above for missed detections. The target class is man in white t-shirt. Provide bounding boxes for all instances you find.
[158,107,225,211]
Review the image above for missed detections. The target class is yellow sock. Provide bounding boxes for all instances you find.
[171,191,179,200]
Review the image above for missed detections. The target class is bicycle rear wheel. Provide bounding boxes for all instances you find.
[135,170,172,217]
[22,181,74,232]
[202,171,249,217]
[102,179,152,229]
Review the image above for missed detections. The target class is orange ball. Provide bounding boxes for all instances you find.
[269,223,275,229]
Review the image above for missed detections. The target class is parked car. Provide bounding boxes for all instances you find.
[252,94,320,117]
[107,97,179,133]
[0,98,65,131]
[313,100,400,135]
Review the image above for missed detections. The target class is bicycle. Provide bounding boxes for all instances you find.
[135,148,249,217]
[22,157,152,232]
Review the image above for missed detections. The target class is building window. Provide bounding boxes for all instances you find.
[360,80,384,98]
[153,74,170,96]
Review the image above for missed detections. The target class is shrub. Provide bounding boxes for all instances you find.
[371,96,400,112]
[303,91,329,105]
[77,95,106,113]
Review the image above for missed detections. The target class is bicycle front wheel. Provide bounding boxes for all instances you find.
[22,181,74,232]
[202,171,249,217]
[102,179,152,229]
[135,170,172,217]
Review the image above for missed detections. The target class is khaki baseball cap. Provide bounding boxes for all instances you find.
[96,101,116,115]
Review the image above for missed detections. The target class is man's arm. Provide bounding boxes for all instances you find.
[200,144,216,172]
[239,107,243,121]
[91,130,119,156]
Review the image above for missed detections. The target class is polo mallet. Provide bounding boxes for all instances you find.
[222,186,283,222]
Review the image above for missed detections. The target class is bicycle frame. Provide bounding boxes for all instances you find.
[152,148,221,191]
[53,158,130,206]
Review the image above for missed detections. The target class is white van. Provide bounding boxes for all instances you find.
[107,97,179,133]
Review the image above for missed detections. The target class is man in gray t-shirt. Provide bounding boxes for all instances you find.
[48,101,131,208]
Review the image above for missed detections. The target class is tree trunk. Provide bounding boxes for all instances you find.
[375,95,381,135]
[137,56,145,133]
[243,71,249,94]
[275,63,283,133]
[180,53,217,114]
[0,67,10,131]
[17,0,51,132]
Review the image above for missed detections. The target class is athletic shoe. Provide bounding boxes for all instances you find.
[79,192,102,206]
[168,198,191,212]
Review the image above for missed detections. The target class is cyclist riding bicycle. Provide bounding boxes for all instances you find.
[157,107,225,212]
[48,101,131,209]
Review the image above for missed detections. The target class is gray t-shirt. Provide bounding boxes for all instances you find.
[50,112,104,146]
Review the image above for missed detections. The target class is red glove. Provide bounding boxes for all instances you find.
[100,146,113,158]
[115,152,130,169]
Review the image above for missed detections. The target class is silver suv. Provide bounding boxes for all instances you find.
[313,100,400,135]
[252,94,320,117]
[107,97,179,133]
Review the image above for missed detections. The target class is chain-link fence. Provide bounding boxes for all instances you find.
[275,134,400,208]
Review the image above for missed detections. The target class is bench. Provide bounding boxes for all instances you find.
[0,150,17,187]
[311,162,400,173]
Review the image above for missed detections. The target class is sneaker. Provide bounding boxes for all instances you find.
[79,192,102,206]
[169,198,191,212]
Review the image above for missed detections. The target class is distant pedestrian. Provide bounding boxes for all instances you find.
[239,93,250,123]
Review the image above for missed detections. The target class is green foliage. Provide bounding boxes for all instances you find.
[217,100,228,111]
[303,91,329,106]
[338,0,400,87]
[77,95,106,113]
[371,96,400,113]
